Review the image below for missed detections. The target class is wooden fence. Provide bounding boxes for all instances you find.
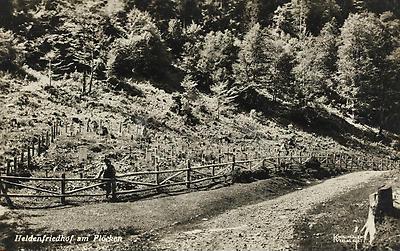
[0,151,398,207]
[1,116,399,207]
[1,120,63,173]
[1,117,276,176]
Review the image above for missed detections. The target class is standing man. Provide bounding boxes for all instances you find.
[98,157,116,198]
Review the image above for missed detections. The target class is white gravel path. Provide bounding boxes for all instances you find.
[156,171,387,251]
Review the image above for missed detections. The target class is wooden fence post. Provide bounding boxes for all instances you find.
[51,123,54,143]
[1,174,7,192]
[31,140,35,157]
[13,156,17,173]
[5,161,10,191]
[38,136,41,155]
[27,146,31,169]
[333,153,337,168]
[6,160,11,176]
[348,156,352,170]
[212,160,216,177]
[186,160,191,189]
[277,151,281,170]
[60,173,66,204]
[20,151,24,169]
[46,131,49,146]
[40,134,46,149]
[299,151,302,164]
[111,176,117,202]
[0,178,13,207]
[231,155,236,172]
[155,157,160,186]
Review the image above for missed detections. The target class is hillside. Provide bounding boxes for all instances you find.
[1,0,399,157]
[1,68,398,177]
[1,0,400,250]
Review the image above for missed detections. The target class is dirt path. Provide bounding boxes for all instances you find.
[155,171,387,251]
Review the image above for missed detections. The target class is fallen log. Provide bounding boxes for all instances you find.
[361,185,393,245]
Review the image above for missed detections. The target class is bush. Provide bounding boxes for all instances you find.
[107,33,170,79]
[107,9,171,80]
[231,168,254,183]
[0,28,23,71]
[231,167,270,183]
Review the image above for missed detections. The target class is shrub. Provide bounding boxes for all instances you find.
[107,9,171,80]
[0,28,23,71]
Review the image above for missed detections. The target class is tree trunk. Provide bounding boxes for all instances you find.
[376,185,393,218]
[361,186,393,245]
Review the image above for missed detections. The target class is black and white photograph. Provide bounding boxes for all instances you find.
[0,0,400,250]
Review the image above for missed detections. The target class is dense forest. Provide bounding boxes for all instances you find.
[1,0,400,134]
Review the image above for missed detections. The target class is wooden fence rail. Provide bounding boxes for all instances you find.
[0,151,399,207]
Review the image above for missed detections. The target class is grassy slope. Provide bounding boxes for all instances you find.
[1,69,396,170]
[0,73,316,167]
